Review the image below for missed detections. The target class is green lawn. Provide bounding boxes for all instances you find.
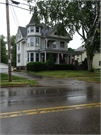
[1,80,38,86]
[1,73,27,80]
[74,77,100,83]
[1,73,38,86]
[29,70,100,78]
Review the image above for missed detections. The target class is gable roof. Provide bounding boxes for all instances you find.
[75,45,85,51]
[19,26,27,37]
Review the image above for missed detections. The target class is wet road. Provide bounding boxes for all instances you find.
[0,82,100,134]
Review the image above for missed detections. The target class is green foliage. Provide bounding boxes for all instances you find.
[89,67,94,72]
[28,0,100,71]
[54,64,75,70]
[0,35,8,64]
[68,47,74,51]
[46,55,55,70]
[11,35,16,67]
[82,58,88,70]
[27,62,47,72]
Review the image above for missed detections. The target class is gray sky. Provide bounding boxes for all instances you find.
[0,0,83,49]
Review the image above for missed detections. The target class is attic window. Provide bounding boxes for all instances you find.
[36,27,39,32]
[19,32,21,39]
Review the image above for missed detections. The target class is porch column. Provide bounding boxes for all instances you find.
[57,53,59,64]
[45,52,46,62]
[70,54,72,64]
[81,54,82,64]
[74,55,75,65]
[34,52,36,62]
[39,53,40,62]
[29,53,30,62]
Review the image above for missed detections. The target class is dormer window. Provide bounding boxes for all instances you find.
[36,27,39,32]
[30,27,34,32]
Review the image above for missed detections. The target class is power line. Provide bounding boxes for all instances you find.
[10,1,20,26]
[10,4,18,28]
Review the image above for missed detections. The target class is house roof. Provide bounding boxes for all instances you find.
[75,45,85,51]
[19,26,27,37]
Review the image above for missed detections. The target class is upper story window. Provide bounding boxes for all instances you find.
[99,61,101,66]
[36,27,39,32]
[36,38,39,46]
[30,38,34,46]
[30,27,34,32]
[18,43,20,50]
[47,41,49,47]
[60,42,65,48]
[27,30,29,33]
[53,41,56,48]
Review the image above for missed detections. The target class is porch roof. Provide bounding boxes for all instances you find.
[39,48,83,55]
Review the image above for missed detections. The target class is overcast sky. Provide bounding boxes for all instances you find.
[0,0,83,49]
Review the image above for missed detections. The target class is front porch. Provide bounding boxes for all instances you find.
[40,50,83,65]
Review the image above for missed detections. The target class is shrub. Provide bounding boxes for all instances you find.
[54,64,75,70]
[46,55,55,70]
[27,62,47,72]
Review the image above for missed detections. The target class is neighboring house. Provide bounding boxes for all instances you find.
[75,46,101,69]
[0,63,13,73]
[15,14,83,69]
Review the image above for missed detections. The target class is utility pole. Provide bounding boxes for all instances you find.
[6,0,12,81]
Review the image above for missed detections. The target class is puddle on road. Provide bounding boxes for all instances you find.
[0,85,100,105]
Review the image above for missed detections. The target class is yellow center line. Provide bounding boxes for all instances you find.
[0,102,100,119]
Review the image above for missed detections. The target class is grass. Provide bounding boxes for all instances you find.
[28,70,100,78]
[74,77,100,83]
[1,73,38,86]
[1,80,38,86]
[1,73,27,80]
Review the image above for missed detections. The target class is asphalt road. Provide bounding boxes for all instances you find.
[0,82,100,134]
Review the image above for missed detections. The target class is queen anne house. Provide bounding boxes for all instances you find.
[15,14,83,69]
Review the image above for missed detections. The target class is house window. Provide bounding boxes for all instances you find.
[99,61,101,66]
[27,43,29,47]
[19,32,21,39]
[47,41,49,47]
[77,55,79,57]
[36,53,39,61]
[18,54,20,63]
[18,43,20,50]
[27,53,29,62]
[30,27,34,32]
[36,38,39,46]
[27,30,29,33]
[53,41,56,48]
[60,42,65,48]
[30,38,34,46]
[30,53,34,62]
[36,27,39,32]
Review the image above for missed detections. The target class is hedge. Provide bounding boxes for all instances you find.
[27,62,47,72]
[54,64,75,70]
[27,62,75,72]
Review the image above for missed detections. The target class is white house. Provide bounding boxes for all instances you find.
[16,14,83,69]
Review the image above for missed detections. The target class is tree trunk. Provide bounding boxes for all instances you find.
[86,53,93,71]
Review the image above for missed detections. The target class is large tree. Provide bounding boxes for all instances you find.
[11,35,16,67]
[28,0,100,71]
[0,35,8,64]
